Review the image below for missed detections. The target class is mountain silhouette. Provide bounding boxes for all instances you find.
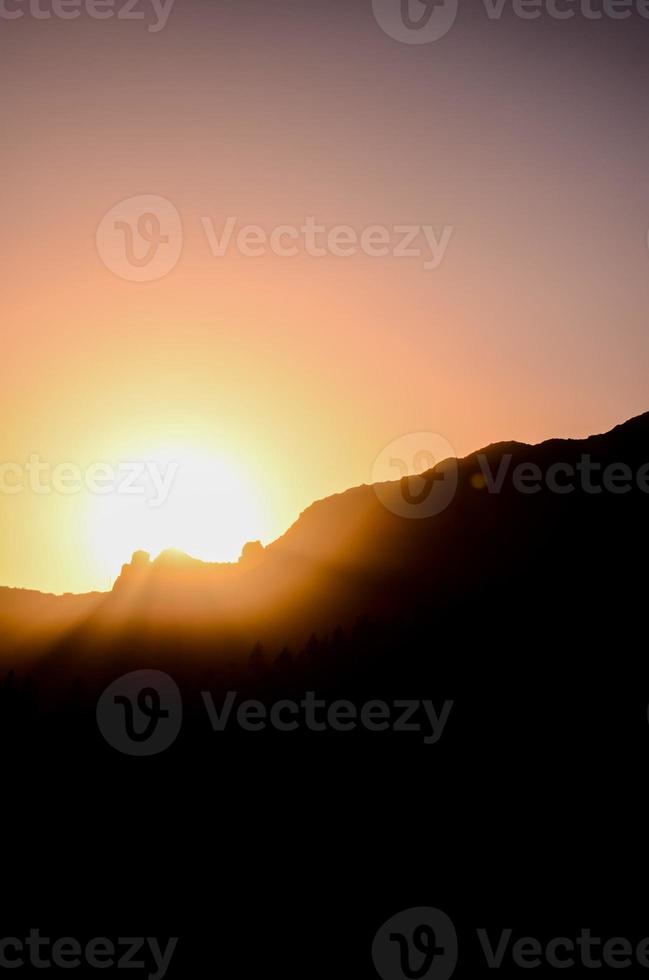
[2,410,648,690]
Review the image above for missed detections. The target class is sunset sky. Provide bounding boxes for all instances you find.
[2,0,649,594]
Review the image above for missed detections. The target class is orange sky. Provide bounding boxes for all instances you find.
[2,1,649,593]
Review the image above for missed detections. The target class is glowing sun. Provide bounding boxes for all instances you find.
[87,443,267,585]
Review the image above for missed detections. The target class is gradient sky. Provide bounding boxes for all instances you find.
[2,0,649,593]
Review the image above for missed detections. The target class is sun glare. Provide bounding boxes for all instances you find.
[87,443,268,587]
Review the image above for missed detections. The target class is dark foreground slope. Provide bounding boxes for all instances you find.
[4,415,649,980]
